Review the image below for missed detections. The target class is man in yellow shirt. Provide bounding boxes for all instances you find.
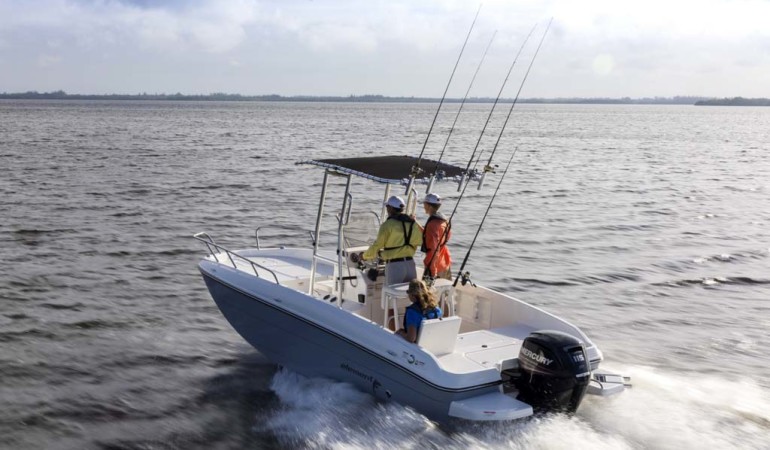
[363,195,423,286]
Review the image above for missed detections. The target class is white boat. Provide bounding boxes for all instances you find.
[195,155,628,422]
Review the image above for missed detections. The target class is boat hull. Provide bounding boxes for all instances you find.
[200,269,502,422]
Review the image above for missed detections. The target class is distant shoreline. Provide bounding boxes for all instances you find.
[1,91,768,106]
[694,97,770,106]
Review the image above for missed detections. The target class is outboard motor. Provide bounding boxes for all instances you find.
[515,330,591,413]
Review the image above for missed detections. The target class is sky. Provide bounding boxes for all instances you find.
[1,0,768,98]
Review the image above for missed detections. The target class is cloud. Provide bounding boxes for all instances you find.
[543,0,770,40]
[0,0,261,54]
[37,54,61,67]
[108,0,205,10]
[0,0,768,97]
[592,54,615,76]
[298,22,378,52]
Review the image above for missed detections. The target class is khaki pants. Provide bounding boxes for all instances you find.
[385,259,417,286]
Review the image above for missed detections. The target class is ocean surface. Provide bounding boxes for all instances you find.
[1,100,769,449]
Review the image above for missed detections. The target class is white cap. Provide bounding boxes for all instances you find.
[423,193,442,205]
[384,195,405,209]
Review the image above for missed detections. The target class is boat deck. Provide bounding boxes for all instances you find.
[208,249,540,376]
[214,249,335,284]
[438,325,534,374]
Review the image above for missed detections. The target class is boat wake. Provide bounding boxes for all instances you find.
[259,367,448,449]
[262,366,770,449]
[578,365,770,450]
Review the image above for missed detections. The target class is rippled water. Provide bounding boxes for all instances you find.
[2,100,769,449]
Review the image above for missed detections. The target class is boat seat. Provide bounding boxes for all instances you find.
[417,316,462,356]
[381,282,410,327]
[381,280,455,328]
[432,278,455,316]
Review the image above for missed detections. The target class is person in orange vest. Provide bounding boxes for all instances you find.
[419,193,452,280]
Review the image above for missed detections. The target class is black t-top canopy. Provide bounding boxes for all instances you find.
[297,155,468,185]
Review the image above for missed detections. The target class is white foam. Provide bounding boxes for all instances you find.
[579,365,770,450]
[261,368,449,449]
[260,366,770,449]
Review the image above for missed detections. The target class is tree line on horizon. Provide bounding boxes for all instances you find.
[694,97,770,106]
[1,90,767,106]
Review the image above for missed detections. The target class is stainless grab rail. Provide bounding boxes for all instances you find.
[255,227,264,250]
[407,186,418,216]
[194,232,281,284]
[335,193,354,226]
[344,192,353,225]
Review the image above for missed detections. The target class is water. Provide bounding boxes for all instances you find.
[1,100,769,449]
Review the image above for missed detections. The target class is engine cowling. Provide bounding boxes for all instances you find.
[515,330,591,413]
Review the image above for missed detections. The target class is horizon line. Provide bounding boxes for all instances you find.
[2,91,768,106]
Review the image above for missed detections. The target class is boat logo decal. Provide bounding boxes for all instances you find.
[402,351,425,366]
[522,347,553,366]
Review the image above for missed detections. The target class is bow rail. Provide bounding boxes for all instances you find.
[193,232,281,284]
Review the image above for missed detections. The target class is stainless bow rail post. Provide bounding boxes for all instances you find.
[193,232,281,284]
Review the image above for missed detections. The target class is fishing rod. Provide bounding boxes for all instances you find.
[474,18,553,190]
[453,146,519,287]
[404,4,482,202]
[422,26,534,281]
[425,30,497,194]
[422,127,494,282]
[455,23,536,192]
